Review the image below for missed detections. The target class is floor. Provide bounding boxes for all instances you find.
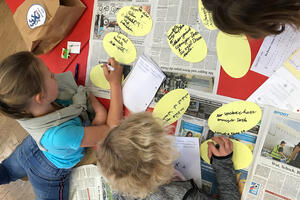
[0,1,43,199]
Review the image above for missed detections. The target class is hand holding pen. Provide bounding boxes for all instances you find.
[102,58,123,86]
[102,62,115,71]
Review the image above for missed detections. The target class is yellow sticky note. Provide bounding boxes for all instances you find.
[153,89,190,125]
[90,64,124,89]
[198,0,217,30]
[200,139,253,170]
[167,24,207,63]
[216,32,251,78]
[117,6,152,36]
[208,101,262,135]
[103,32,137,64]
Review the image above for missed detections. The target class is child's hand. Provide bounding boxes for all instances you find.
[103,58,123,87]
[207,136,233,160]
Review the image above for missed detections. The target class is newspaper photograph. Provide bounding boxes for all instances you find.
[152,71,214,104]
[175,114,208,142]
[242,108,300,200]
[86,0,220,99]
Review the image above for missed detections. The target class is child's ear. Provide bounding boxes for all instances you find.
[34,93,43,104]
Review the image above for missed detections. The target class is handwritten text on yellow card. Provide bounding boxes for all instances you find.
[117,6,152,36]
[198,0,217,30]
[153,89,190,125]
[208,101,262,135]
[167,24,207,63]
[200,139,253,170]
[216,32,251,78]
[103,32,136,64]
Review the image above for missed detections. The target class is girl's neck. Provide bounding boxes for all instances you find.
[30,102,60,117]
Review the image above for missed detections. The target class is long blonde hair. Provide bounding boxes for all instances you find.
[97,112,177,199]
[0,51,44,119]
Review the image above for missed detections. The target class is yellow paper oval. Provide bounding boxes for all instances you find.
[153,89,190,125]
[103,32,137,64]
[90,64,124,90]
[198,0,217,30]
[117,6,152,36]
[200,139,253,170]
[208,101,262,135]
[216,32,251,78]
[167,24,207,63]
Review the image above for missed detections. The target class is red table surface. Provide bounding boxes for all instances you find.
[217,38,268,100]
[6,0,267,103]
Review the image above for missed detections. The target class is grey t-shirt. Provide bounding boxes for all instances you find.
[101,156,240,200]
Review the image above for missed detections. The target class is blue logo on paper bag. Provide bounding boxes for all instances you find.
[27,4,46,29]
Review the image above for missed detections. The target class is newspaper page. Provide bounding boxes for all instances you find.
[86,0,220,100]
[146,0,220,104]
[248,65,300,113]
[86,0,153,98]
[242,107,300,200]
[177,90,261,197]
[250,25,300,77]
[69,164,103,200]
[69,164,131,200]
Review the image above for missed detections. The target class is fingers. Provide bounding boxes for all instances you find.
[208,141,220,157]
[208,136,233,158]
[108,57,122,72]
[220,136,231,150]
[229,138,233,150]
[208,142,213,160]
[107,57,115,66]
[102,64,110,80]
[212,137,224,148]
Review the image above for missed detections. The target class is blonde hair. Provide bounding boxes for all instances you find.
[97,112,177,199]
[0,51,44,119]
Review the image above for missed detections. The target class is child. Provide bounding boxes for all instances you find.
[202,0,300,38]
[96,112,240,200]
[0,51,123,200]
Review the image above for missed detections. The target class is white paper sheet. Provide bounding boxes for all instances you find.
[251,25,300,77]
[248,66,300,113]
[67,41,81,54]
[175,136,201,187]
[284,48,300,71]
[122,55,165,112]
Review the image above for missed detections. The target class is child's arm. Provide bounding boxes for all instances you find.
[89,93,107,126]
[80,58,123,147]
[208,137,240,200]
[102,58,123,127]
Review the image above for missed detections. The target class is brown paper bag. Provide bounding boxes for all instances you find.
[13,0,86,55]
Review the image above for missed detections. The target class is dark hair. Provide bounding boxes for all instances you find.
[0,51,45,119]
[186,131,193,137]
[281,141,286,145]
[202,0,300,38]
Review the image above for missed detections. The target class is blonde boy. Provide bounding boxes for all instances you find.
[97,112,240,200]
